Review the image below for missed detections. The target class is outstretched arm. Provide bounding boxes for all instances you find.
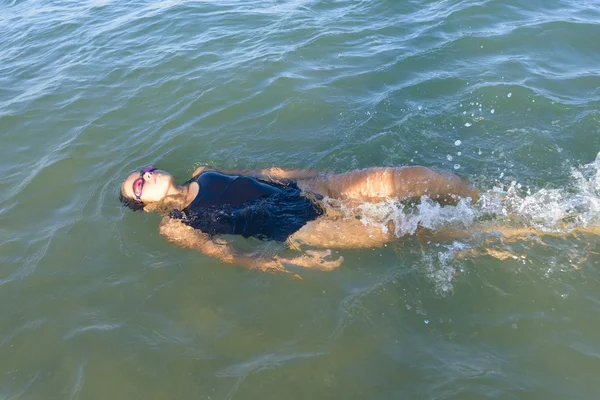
[159,217,343,271]
[191,165,322,181]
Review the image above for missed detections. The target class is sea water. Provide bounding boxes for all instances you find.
[2,0,600,398]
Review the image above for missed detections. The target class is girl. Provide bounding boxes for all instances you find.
[120,165,479,271]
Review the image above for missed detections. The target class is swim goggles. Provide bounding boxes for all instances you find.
[132,166,157,201]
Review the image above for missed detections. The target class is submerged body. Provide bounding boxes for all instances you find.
[120,165,480,271]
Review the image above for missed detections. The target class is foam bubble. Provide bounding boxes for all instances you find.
[475,154,600,230]
[325,152,600,285]
[420,241,471,294]
[316,154,600,294]
[357,196,477,238]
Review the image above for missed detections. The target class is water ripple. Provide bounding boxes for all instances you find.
[63,322,124,340]
[217,350,325,400]
[2,0,600,398]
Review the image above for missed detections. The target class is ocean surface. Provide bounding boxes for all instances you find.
[2,0,600,398]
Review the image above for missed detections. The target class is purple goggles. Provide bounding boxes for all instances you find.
[132,166,157,201]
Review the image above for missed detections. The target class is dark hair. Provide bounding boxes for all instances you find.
[119,191,145,211]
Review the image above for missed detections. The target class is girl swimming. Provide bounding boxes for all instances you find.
[120,165,480,271]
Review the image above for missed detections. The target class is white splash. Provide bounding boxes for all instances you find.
[335,151,600,237]
[420,241,470,295]
[352,196,476,238]
[477,151,600,230]
[323,152,600,291]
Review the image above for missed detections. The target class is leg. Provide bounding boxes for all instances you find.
[416,221,600,244]
[298,167,478,204]
[289,217,396,249]
[291,218,561,250]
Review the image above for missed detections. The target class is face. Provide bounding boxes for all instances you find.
[121,166,177,204]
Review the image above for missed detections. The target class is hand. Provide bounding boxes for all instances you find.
[192,165,213,177]
[278,249,344,271]
[262,167,285,178]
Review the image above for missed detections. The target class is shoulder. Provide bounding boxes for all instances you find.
[191,165,215,177]
[188,167,218,186]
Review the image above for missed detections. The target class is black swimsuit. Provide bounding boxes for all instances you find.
[173,171,323,242]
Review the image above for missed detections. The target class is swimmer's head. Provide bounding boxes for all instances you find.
[120,166,179,211]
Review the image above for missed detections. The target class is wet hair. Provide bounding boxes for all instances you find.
[119,191,145,212]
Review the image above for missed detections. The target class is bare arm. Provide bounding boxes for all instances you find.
[159,217,343,271]
[191,165,322,181]
[159,217,282,271]
[191,166,213,177]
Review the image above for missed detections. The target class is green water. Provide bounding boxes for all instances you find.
[2,0,600,398]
